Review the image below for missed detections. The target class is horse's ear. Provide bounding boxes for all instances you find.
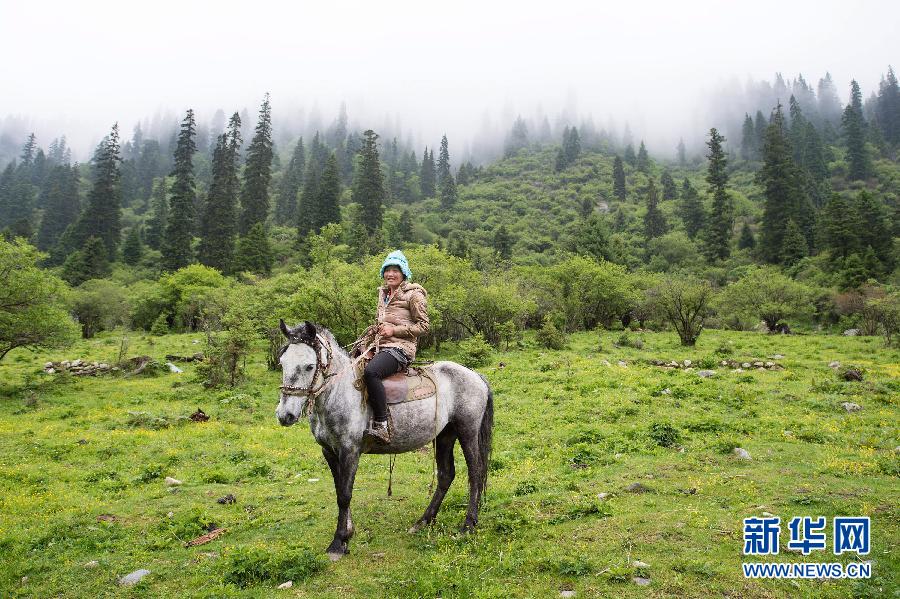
[301,321,316,340]
[279,318,291,338]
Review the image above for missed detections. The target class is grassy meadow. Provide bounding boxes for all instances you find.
[0,329,897,598]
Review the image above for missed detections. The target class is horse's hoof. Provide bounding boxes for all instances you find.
[327,551,344,562]
[408,521,424,534]
[458,522,476,534]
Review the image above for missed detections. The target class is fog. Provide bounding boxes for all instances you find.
[1,0,897,162]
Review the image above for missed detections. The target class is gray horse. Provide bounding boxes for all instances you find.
[275,320,493,560]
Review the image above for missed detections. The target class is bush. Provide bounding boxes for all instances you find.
[537,316,567,349]
[459,332,492,368]
[150,313,170,336]
[648,422,682,447]
[655,277,713,346]
[616,331,644,349]
[717,267,816,332]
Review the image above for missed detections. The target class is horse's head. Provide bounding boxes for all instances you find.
[275,319,330,426]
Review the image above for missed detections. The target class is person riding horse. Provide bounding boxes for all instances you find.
[354,250,429,444]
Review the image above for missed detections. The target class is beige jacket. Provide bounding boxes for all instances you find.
[357,282,429,361]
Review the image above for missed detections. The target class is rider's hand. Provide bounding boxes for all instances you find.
[379,323,395,337]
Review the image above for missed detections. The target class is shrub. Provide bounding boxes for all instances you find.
[648,422,682,447]
[717,267,815,332]
[616,331,644,349]
[655,277,714,346]
[150,313,170,336]
[459,332,492,368]
[222,546,326,588]
[537,316,567,349]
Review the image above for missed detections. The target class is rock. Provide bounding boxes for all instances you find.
[597,492,610,500]
[84,560,99,568]
[741,363,751,369]
[278,581,293,590]
[762,511,776,517]
[683,359,692,367]
[625,482,651,493]
[720,360,728,366]
[684,367,693,372]
[99,363,109,369]
[44,361,54,368]
[166,362,183,373]
[841,402,862,413]
[753,361,763,367]
[617,360,627,368]
[772,354,785,359]
[560,591,576,598]
[217,494,236,505]
[46,368,55,374]
[632,560,650,568]
[601,360,611,367]
[829,361,841,369]
[841,369,863,381]
[843,329,860,336]
[192,339,200,344]
[697,370,715,378]
[765,361,775,367]
[165,477,182,486]
[732,447,752,460]
[72,359,82,366]
[668,361,679,367]
[732,368,744,373]
[660,388,672,395]
[633,576,651,586]
[118,569,151,586]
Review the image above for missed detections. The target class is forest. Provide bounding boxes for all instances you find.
[1,68,899,368]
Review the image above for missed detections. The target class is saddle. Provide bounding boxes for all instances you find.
[354,363,437,405]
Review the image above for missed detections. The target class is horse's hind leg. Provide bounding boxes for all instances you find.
[323,445,360,560]
[457,427,485,533]
[409,425,457,533]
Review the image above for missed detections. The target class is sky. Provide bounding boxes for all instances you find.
[1,0,898,159]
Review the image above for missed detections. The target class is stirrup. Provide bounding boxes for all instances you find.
[364,419,392,444]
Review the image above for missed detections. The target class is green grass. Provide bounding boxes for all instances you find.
[0,329,897,597]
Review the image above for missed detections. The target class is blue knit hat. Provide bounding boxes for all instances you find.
[380,250,412,280]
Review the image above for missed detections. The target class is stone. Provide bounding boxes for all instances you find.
[278,581,293,589]
[44,362,53,368]
[625,482,651,493]
[46,368,55,374]
[753,361,764,367]
[843,329,860,336]
[765,361,775,367]
[601,360,611,367]
[84,560,99,568]
[99,363,108,369]
[720,360,728,366]
[617,360,627,368]
[762,511,776,517]
[697,370,715,378]
[597,492,610,500]
[660,388,672,395]
[217,494,236,505]
[560,591,576,598]
[742,363,751,369]
[633,576,651,586]
[683,359,692,367]
[632,560,650,568]
[841,402,862,413]
[841,369,864,381]
[732,448,752,460]
[118,569,151,586]
[165,477,182,486]
[829,361,841,369]
[732,368,744,373]
[167,362,183,373]
[773,354,785,359]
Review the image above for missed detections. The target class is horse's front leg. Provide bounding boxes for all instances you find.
[324,445,360,561]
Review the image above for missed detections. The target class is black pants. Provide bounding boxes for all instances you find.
[363,351,405,422]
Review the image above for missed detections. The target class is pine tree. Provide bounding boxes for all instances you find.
[73,124,122,260]
[676,138,687,166]
[660,170,677,200]
[505,116,529,157]
[437,135,457,208]
[398,209,414,243]
[820,193,859,259]
[198,114,242,274]
[63,236,111,285]
[758,104,808,263]
[636,141,650,173]
[781,219,807,265]
[701,128,732,261]
[163,109,197,271]
[817,72,843,128]
[876,66,900,145]
[275,137,305,224]
[788,95,807,164]
[352,130,385,233]
[234,222,273,275]
[613,156,627,201]
[493,224,513,260]
[297,154,322,238]
[802,121,829,184]
[624,144,636,166]
[740,113,755,160]
[145,178,168,250]
[842,80,870,180]
[122,226,143,265]
[420,147,436,198]
[239,94,274,234]
[36,164,80,251]
[314,153,341,232]
[738,221,756,250]
[754,110,768,151]
[853,190,891,264]
[643,179,667,240]
[679,178,705,240]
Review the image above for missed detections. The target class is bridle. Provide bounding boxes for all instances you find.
[278,331,375,417]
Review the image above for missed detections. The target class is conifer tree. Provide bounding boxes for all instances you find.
[234,222,273,275]
[352,130,386,233]
[876,66,900,145]
[493,224,513,260]
[297,155,322,237]
[817,72,843,128]
[613,156,627,201]
[820,193,859,260]
[276,137,305,223]
[740,113,755,160]
[853,190,891,264]
[145,178,168,250]
[73,124,122,260]
[636,141,650,173]
[643,179,667,240]
[701,128,732,261]
[63,236,111,285]
[163,109,197,271]
[36,164,80,252]
[505,117,529,157]
[122,226,143,265]
[679,178,705,240]
[314,153,341,232]
[781,219,807,266]
[398,209,414,243]
[660,170,677,200]
[758,104,808,263]
[842,80,870,180]
[198,114,242,274]
[738,221,756,250]
[437,135,457,208]
[754,110,768,151]
[623,143,636,166]
[239,94,274,233]
[676,138,687,166]
[420,147,436,198]
[788,96,806,163]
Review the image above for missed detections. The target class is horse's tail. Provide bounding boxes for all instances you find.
[477,374,494,506]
